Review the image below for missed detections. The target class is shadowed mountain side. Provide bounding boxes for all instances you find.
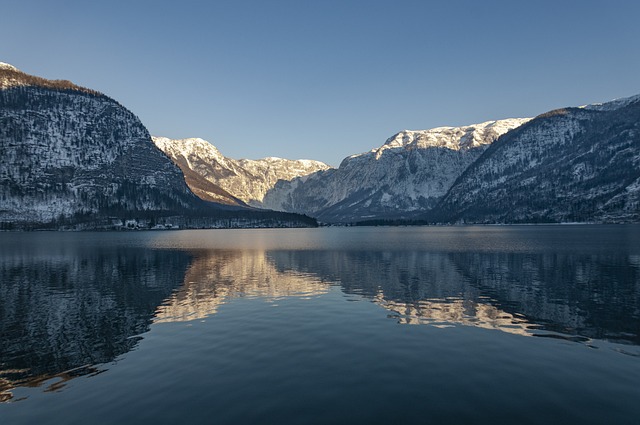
[164,154,248,206]
[428,99,640,223]
[0,65,197,227]
[0,65,318,229]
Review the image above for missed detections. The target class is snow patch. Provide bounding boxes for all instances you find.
[153,136,331,206]
[0,62,19,72]
[581,94,640,111]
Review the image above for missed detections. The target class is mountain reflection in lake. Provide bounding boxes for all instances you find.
[154,250,328,324]
[269,250,640,344]
[1,227,639,424]
[0,239,191,401]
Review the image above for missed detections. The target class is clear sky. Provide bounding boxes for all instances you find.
[2,0,639,166]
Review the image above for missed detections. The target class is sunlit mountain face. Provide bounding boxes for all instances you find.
[0,64,318,230]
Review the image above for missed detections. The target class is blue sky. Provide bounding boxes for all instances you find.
[2,0,639,166]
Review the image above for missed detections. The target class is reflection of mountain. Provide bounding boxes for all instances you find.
[0,245,331,402]
[377,297,532,336]
[450,252,640,344]
[268,250,640,344]
[155,250,328,323]
[3,238,639,403]
[270,250,485,303]
[0,246,191,401]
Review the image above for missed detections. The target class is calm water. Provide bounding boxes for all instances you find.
[1,226,639,424]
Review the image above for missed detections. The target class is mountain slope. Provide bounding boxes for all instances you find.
[0,64,317,229]
[152,136,330,206]
[429,96,640,223]
[262,119,530,222]
[0,63,200,228]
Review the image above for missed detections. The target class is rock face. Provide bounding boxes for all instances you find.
[152,136,330,206]
[429,96,640,223]
[155,120,529,223]
[146,93,640,224]
[146,85,640,225]
[0,64,318,229]
[0,63,198,228]
[13,57,633,226]
[262,119,530,222]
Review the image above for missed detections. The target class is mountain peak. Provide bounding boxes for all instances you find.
[153,136,331,206]
[0,63,100,95]
[152,136,225,162]
[580,94,640,111]
[0,62,19,72]
[378,118,531,155]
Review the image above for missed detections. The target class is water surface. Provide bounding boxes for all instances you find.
[1,226,639,424]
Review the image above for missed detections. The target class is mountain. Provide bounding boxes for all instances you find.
[428,96,640,223]
[0,63,196,228]
[152,136,330,206]
[0,63,317,229]
[156,120,529,224]
[145,93,640,225]
[12,58,633,226]
[262,119,530,222]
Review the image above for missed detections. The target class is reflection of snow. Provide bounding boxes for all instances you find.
[375,295,533,337]
[154,251,329,323]
[154,249,535,339]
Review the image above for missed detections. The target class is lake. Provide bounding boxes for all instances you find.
[1,226,639,424]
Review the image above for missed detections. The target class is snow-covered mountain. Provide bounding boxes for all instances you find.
[155,120,529,223]
[580,94,640,112]
[0,63,200,228]
[7,60,634,226]
[262,118,530,222]
[152,136,330,206]
[429,96,640,223]
[143,93,640,224]
[0,64,317,229]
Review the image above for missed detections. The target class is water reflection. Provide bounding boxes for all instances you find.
[270,250,541,336]
[451,252,640,344]
[155,250,328,323]
[0,245,191,401]
[269,250,640,345]
[1,232,639,402]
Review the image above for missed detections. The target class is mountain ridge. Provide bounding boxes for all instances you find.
[261,118,531,222]
[152,136,330,207]
[427,96,640,223]
[0,63,318,229]
[156,94,639,224]
[2,61,638,226]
